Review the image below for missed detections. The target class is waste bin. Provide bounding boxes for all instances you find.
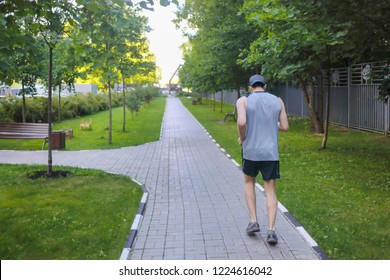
[52,130,66,150]
[66,129,73,139]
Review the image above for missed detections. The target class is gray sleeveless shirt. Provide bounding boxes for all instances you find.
[242,92,281,161]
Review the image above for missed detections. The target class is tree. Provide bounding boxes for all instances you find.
[239,0,390,146]
[80,0,147,144]
[319,0,390,146]
[0,1,47,123]
[12,42,46,122]
[0,0,178,174]
[127,93,141,119]
[30,1,78,174]
[378,66,390,103]
[3,0,78,175]
[240,0,351,137]
[1,2,38,114]
[116,11,152,132]
[177,0,257,101]
[0,0,38,84]
[52,27,85,122]
[326,0,390,63]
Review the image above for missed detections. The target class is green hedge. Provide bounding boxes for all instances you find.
[0,87,159,123]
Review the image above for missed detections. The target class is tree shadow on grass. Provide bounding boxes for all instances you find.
[28,170,71,179]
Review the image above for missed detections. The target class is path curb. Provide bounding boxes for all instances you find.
[119,179,148,260]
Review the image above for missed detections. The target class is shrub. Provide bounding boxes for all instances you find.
[126,93,141,119]
[25,97,48,122]
[0,89,147,123]
[134,86,159,104]
[93,93,109,111]
[111,92,123,107]
[0,96,47,123]
[0,97,15,122]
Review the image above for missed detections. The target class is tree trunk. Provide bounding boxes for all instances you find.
[322,69,331,149]
[122,74,126,132]
[22,83,26,123]
[220,90,223,113]
[108,79,112,145]
[317,74,324,126]
[301,79,324,134]
[47,47,53,175]
[58,86,61,122]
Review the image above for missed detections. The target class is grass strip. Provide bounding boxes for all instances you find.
[0,164,143,260]
[0,97,166,150]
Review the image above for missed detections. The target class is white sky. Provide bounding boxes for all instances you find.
[143,3,186,86]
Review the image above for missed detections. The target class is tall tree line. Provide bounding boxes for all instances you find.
[177,0,390,139]
[0,0,177,174]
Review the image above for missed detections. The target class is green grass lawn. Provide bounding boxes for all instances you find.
[1,96,389,260]
[181,97,390,260]
[0,164,143,260]
[0,97,166,259]
[0,97,166,150]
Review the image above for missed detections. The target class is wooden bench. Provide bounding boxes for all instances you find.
[0,122,49,149]
[224,107,237,122]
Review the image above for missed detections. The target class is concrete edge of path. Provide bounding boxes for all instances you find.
[113,177,149,261]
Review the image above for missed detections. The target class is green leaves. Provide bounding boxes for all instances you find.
[177,0,257,92]
[79,1,149,84]
[127,0,178,11]
[378,66,390,103]
[139,1,154,11]
[240,0,351,82]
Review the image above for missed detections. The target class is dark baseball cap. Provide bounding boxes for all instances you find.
[249,74,266,86]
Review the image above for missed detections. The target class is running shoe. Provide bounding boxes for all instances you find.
[246,221,260,234]
[266,230,278,244]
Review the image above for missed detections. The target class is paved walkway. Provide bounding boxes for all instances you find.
[0,97,324,260]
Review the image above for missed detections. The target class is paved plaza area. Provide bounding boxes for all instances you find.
[0,97,325,260]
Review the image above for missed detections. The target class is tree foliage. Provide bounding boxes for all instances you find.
[0,0,178,172]
[177,0,390,135]
[78,0,152,144]
[177,0,257,95]
[240,0,352,134]
[378,66,390,103]
[126,93,142,119]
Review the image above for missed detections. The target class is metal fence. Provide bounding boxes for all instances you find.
[213,62,390,134]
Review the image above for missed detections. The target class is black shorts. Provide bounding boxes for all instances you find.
[242,159,280,180]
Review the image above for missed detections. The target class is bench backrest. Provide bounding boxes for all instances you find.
[0,122,49,138]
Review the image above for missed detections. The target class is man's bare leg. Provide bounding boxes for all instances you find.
[263,179,278,231]
[244,174,257,222]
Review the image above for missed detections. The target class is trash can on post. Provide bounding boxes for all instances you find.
[52,130,66,150]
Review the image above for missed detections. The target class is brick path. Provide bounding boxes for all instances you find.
[0,97,324,260]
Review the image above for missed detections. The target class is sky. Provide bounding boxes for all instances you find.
[142,3,187,86]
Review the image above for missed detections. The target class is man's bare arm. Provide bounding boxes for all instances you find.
[236,97,247,144]
[278,98,289,132]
